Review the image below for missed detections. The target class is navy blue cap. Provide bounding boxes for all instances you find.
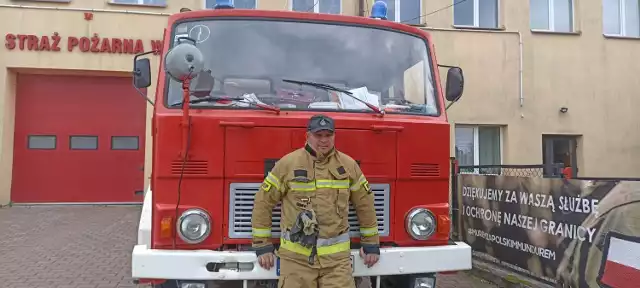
[307,115,335,133]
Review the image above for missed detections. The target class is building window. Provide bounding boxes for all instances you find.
[603,0,640,37]
[111,136,139,150]
[28,135,56,150]
[371,0,422,24]
[530,0,574,32]
[455,125,502,168]
[70,136,98,150]
[110,0,167,6]
[205,0,256,9]
[453,0,499,29]
[292,0,341,14]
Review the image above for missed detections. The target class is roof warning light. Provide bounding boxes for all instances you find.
[370,1,388,20]
[214,0,234,9]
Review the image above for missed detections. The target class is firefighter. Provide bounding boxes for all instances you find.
[250,114,381,288]
[555,180,640,287]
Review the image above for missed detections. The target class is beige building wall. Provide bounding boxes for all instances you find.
[0,0,638,204]
[423,0,640,178]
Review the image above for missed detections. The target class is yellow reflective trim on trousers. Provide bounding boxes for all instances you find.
[252,228,272,237]
[265,173,281,190]
[280,238,351,257]
[359,227,379,237]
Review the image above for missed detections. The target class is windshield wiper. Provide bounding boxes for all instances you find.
[282,79,383,114]
[170,95,242,107]
[170,95,281,114]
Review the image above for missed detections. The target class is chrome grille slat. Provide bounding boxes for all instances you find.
[228,183,390,238]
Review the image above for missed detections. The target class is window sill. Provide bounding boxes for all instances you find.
[452,25,506,31]
[603,34,640,40]
[530,29,581,36]
[107,1,167,8]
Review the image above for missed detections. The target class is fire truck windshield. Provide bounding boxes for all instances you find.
[166,18,439,116]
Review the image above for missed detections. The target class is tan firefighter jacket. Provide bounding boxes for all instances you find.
[251,144,380,268]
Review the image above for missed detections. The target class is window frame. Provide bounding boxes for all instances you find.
[204,0,259,9]
[604,0,640,37]
[289,0,343,14]
[454,125,504,167]
[27,135,57,150]
[452,0,501,29]
[530,0,576,32]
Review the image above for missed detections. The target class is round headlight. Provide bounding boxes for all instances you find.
[177,208,211,244]
[405,208,436,240]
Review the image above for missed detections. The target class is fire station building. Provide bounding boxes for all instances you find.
[0,0,638,205]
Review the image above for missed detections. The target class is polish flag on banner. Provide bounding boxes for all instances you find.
[598,233,640,288]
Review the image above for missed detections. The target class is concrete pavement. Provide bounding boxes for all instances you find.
[0,206,495,288]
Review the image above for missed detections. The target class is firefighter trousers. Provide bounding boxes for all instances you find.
[277,257,356,288]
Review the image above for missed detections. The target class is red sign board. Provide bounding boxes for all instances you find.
[5,32,162,55]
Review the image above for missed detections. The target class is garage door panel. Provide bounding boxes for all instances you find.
[12,74,146,203]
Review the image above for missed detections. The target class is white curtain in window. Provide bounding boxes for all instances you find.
[478,126,501,165]
[554,0,573,32]
[604,0,622,34]
[530,0,551,30]
[455,127,475,166]
[625,0,640,36]
[478,0,498,28]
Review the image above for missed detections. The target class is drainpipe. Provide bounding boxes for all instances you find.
[0,4,172,16]
[358,0,365,16]
[421,27,524,107]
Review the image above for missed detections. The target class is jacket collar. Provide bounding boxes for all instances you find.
[305,143,336,162]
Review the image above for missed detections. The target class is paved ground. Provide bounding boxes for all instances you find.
[0,206,496,288]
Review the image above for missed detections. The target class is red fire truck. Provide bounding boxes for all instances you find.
[130,1,471,287]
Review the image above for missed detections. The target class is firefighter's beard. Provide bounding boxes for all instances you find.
[307,141,334,158]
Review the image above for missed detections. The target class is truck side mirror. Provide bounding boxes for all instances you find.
[133,58,151,89]
[445,67,464,103]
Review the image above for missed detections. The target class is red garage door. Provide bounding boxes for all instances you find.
[11,73,147,203]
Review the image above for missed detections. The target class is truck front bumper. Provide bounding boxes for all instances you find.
[131,242,472,281]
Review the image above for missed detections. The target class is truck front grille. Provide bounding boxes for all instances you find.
[228,183,391,239]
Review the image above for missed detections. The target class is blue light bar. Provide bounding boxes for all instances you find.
[214,0,234,9]
[370,1,388,20]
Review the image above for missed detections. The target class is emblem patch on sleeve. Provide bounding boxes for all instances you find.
[363,182,372,194]
[261,181,272,192]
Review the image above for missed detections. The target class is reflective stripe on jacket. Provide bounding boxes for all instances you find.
[250,144,380,267]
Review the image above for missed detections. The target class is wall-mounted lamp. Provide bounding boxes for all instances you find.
[559,107,568,113]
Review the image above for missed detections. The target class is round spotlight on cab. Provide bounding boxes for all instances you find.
[177,208,211,244]
[405,208,436,240]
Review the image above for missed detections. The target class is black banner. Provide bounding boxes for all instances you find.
[456,174,640,287]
